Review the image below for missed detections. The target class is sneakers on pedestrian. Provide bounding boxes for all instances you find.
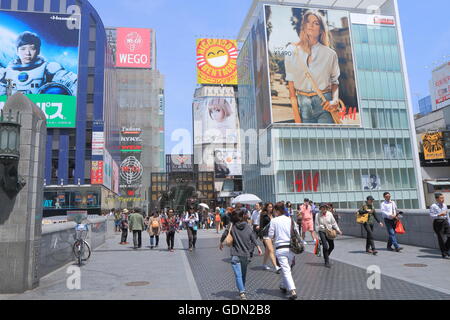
[275,266,281,274]
[366,249,373,254]
[262,265,271,270]
[170,249,174,252]
[395,247,404,253]
[279,287,287,294]
[442,255,450,260]
[387,246,394,251]
[239,293,247,300]
[288,290,297,300]
[189,248,193,252]
[372,250,378,256]
[325,261,331,268]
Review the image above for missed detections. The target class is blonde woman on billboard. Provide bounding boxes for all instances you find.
[285,10,340,124]
[206,98,237,143]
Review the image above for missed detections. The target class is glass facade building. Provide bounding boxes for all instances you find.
[237,0,425,209]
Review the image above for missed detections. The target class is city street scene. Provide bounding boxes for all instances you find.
[0,0,449,306]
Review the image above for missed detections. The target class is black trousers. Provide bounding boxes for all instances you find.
[133,230,142,248]
[150,235,159,247]
[121,229,128,243]
[433,219,450,255]
[187,227,197,248]
[363,223,376,251]
[318,231,335,263]
[166,231,175,249]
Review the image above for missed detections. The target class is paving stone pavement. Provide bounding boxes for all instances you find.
[183,229,450,300]
[1,229,449,300]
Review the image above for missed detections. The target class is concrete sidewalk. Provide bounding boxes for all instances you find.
[1,231,201,300]
[302,234,450,295]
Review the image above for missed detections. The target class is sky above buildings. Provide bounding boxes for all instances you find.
[90,0,450,154]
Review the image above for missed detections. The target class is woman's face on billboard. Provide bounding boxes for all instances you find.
[305,14,321,40]
[210,105,226,122]
[18,44,37,64]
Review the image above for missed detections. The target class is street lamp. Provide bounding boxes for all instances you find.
[0,109,26,198]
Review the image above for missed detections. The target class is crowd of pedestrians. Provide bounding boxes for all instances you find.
[107,191,449,300]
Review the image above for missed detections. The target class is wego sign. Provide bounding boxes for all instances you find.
[116,28,151,69]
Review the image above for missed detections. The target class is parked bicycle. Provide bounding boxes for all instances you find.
[73,222,91,266]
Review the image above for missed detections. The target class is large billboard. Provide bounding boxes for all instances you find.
[193,90,239,145]
[196,39,238,85]
[166,154,193,173]
[214,149,242,178]
[264,5,361,126]
[432,62,450,110]
[422,132,446,160]
[0,10,80,128]
[115,28,151,69]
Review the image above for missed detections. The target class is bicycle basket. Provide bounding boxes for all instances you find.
[75,224,88,240]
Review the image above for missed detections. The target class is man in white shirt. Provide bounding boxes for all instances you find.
[380,192,403,252]
[268,203,299,300]
[429,193,450,259]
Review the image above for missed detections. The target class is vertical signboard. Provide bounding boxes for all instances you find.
[120,127,143,202]
[103,149,112,190]
[115,28,151,69]
[91,161,104,185]
[0,10,80,128]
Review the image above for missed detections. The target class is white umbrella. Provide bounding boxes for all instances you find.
[231,194,262,205]
[198,203,209,210]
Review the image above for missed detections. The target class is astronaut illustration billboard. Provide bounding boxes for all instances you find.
[0,10,80,128]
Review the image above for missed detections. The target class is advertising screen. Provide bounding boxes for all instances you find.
[115,28,151,69]
[422,132,446,160]
[91,161,104,185]
[196,39,238,85]
[193,94,239,145]
[112,161,119,195]
[0,10,80,128]
[167,154,193,173]
[214,149,242,178]
[103,150,112,190]
[264,5,361,126]
[432,62,450,109]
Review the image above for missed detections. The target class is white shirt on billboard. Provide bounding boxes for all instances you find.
[284,42,340,93]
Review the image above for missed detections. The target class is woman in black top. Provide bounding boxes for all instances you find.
[220,209,262,300]
[259,203,280,272]
[358,196,384,255]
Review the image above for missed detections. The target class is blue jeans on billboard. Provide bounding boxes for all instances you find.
[231,256,249,294]
[384,218,399,249]
[296,92,334,124]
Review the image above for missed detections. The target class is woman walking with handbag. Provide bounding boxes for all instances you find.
[357,196,383,255]
[259,203,281,272]
[220,208,262,300]
[315,203,342,268]
[147,212,161,249]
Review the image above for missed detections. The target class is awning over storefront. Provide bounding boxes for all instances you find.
[426,181,450,186]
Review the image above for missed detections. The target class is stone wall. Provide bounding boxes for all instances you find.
[336,210,441,250]
[39,217,108,278]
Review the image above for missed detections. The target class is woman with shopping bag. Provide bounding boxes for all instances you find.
[315,203,342,268]
[357,196,384,255]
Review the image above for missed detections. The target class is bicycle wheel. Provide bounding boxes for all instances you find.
[73,240,84,266]
[82,240,91,261]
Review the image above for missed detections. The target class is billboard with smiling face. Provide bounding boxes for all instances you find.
[0,10,80,128]
[196,39,238,85]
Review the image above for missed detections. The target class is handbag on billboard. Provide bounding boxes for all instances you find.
[296,55,346,125]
